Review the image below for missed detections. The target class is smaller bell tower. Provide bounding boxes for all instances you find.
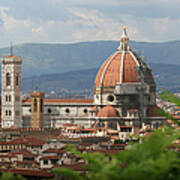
[30,91,45,128]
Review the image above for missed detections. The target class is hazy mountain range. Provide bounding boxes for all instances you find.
[22,63,180,95]
[0,40,180,94]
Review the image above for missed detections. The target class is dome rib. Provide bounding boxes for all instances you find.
[120,51,125,83]
[123,53,138,83]
[100,51,120,87]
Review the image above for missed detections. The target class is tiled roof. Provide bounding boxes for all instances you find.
[90,105,98,112]
[0,137,45,146]
[97,105,120,118]
[40,155,61,160]
[82,128,97,132]
[95,51,139,88]
[123,53,137,83]
[24,98,93,104]
[42,148,66,154]
[128,108,138,112]
[9,150,37,157]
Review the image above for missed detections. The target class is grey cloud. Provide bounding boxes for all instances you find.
[0,0,180,22]
[0,0,69,21]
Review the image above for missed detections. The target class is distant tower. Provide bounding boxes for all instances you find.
[1,48,23,128]
[30,91,45,128]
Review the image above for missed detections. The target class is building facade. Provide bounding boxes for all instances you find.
[22,27,164,131]
[1,55,23,128]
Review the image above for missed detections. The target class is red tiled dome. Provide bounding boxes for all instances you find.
[97,105,120,117]
[95,51,138,88]
[94,27,155,92]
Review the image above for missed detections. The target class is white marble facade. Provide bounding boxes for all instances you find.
[1,55,22,128]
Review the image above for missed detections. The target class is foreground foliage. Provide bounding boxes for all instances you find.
[53,128,180,180]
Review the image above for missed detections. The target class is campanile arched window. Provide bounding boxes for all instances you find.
[16,75,19,86]
[6,73,11,86]
[34,98,37,112]
[40,99,43,113]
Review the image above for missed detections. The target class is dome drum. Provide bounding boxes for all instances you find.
[114,83,150,96]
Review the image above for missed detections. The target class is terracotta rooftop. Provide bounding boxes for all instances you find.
[90,105,98,112]
[9,150,37,157]
[95,51,139,88]
[42,148,66,154]
[40,155,61,160]
[24,98,93,104]
[97,105,120,118]
[0,137,45,146]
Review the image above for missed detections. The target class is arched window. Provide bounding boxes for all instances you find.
[9,95,11,102]
[6,95,8,102]
[84,109,88,114]
[40,99,43,113]
[47,108,52,114]
[16,75,19,86]
[34,99,37,112]
[6,73,11,86]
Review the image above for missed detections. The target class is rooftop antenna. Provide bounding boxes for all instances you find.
[10,41,13,56]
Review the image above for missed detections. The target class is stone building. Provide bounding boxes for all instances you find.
[1,54,23,128]
[30,92,45,128]
[22,27,164,130]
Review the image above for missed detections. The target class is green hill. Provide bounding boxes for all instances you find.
[0,40,180,77]
[22,63,180,95]
[0,40,180,95]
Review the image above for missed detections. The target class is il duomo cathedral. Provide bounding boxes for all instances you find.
[1,27,165,131]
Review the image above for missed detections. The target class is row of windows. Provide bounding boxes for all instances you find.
[29,108,89,114]
[5,95,20,102]
[6,95,11,102]
[6,73,19,86]
[6,110,11,116]
[47,108,88,114]
[5,110,19,116]
[33,99,43,112]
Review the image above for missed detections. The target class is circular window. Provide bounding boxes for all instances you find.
[48,108,52,114]
[107,95,114,102]
[84,109,88,114]
[65,108,70,113]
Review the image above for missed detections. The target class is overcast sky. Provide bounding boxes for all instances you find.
[0,0,179,47]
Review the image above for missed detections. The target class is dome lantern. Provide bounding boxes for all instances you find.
[118,26,131,51]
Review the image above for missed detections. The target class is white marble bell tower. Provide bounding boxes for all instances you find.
[1,52,23,128]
